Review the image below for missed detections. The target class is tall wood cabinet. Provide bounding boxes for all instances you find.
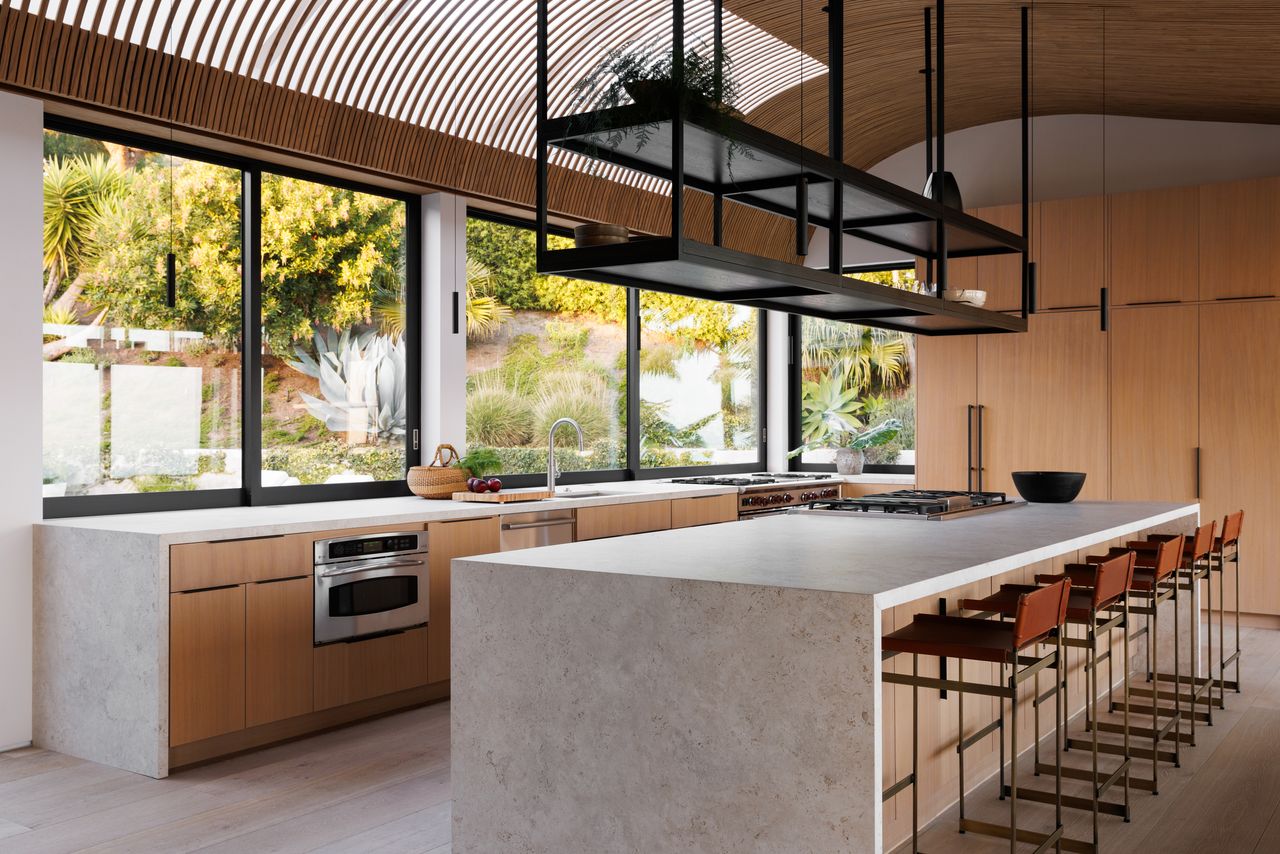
[916,312,1108,499]
[1200,301,1280,614]
[977,311,1109,498]
[1109,305,1199,501]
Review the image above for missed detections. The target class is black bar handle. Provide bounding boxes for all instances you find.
[452,290,460,334]
[1028,261,1037,314]
[165,252,176,308]
[938,597,949,699]
[967,404,975,492]
[1100,287,1109,332]
[1195,446,1201,499]
[796,176,809,256]
[976,404,985,492]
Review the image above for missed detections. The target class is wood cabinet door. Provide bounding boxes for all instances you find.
[973,204,1033,313]
[977,311,1109,499]
[1200,301,1280,615]
[915,334,978,490]
[426,516,500,684]
[1200,177,1280,301]
[670,494,737,528]
[170,586,245,746]
[1039,196,1104,310]
[1109,305,1199,501]
[246,576,314,728]
[314,627,430,711]
[1108,186,1199,305]
[170,535,310,592]
[575,500,673,541]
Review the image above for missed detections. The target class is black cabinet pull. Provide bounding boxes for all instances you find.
[967,404,975,492]
[976,404,985,492]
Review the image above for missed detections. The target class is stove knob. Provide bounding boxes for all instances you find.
[783,493,793,502]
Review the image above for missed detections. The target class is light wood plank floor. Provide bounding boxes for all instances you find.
[2,627,1278,853]
[892,625,1280,853]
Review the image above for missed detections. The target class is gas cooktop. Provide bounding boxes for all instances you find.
[793,489,1019,520]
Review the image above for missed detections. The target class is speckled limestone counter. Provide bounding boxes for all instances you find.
[450,501,1197,854]
[31,481,746,778]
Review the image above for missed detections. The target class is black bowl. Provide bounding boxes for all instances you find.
[1011,471,1086,503]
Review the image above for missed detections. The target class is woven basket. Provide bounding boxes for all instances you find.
[408,444,469,499]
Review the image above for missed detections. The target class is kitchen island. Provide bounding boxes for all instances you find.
[451,500,1198,854]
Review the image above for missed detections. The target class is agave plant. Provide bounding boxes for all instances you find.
[798,363,866,448]
[286,327,407,441]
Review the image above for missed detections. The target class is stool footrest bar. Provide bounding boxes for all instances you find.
[957,716,1003,753]
[882,772,914,802]
[959,819,1084,854]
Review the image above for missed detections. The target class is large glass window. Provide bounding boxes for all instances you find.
[259,173,409,487]
[41,130,242,497]
[639,293,760,468]
[795,270,917,469]
[41,123,420,515]
[464,218,626,476]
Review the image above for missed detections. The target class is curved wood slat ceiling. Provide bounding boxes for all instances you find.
[729,0,1280,169]
[4,0,1277,261]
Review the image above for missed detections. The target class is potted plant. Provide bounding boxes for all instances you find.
[789,419,904,475]
[567,40,752,245]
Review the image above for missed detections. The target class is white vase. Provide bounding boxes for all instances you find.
[834,448,865,475]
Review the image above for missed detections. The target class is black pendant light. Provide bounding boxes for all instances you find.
[921,1,963,209]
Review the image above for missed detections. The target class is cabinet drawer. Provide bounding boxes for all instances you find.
[170,535,310,592]
[314,627,430,711]
[670,494,737,528]
[575,501,672,541]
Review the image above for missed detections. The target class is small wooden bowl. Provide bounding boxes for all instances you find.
[574,223,630,248]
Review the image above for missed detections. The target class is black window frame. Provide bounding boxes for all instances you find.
[786,279,916,477]
[465,209,767,489]
[42,116,422,518]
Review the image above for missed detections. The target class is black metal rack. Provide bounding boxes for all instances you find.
[535,0,1032,335]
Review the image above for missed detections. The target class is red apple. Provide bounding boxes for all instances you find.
[472,480,490,493]
[487,478,502,492]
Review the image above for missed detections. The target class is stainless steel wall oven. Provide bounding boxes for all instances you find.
[313,531,429,644]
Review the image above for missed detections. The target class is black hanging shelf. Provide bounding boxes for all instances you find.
[534,0,1032,336]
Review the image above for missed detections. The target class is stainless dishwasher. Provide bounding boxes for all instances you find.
[500,510,575,550]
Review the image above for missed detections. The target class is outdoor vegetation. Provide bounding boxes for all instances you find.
[41,129,408,496]
[797,269,917,467]
[465,218,759,475]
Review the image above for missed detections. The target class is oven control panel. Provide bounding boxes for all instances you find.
[740,485,840,514]
[315,531,428,565]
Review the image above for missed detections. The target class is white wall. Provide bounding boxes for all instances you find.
[0,91,42,751]
[422,193,468,459]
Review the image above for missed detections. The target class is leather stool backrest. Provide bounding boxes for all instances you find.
[1190,521,1216,561]
[1092,550,1136,609]
[1152,535,1185,581]
[1013,578,1071,650]
[1221,511,1244,548]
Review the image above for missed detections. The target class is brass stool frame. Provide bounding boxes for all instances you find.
[883,636,1066,854]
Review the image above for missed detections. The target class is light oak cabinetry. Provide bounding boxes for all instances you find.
[1109,185,1199,305]
[1109,305,1199,501]
[426,516,501,684]
[170,534,309,592]
[670,494,737,528]
[1199,177,1280,301]
[245,576,313,727]
[315,626,430,710]
[916,313,1109,500]
[977,311,1110,498]
[575,500,672,541]
[914,334,978,491]
[1039,196,1103,309]
[169,585,245,746]
[1200,302,1280,614]
[973,204,1032,312]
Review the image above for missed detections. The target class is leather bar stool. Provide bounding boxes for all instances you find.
[961,551,1136,853]
[882,579,1070,854]
[1129,522,1217,738]
[1069,535,1184,795]
[1213,511,1245,702]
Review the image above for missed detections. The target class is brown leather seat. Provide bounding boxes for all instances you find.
[965,552,1134,623]
[1130,521,1215,563]
[964,584,1097,623]
[886,580,1071,663]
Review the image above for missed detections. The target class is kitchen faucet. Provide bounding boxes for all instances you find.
[547,417,584,494]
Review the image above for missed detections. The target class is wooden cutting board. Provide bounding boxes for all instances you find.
[452,489,554,503]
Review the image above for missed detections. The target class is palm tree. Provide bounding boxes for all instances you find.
[464,259,512,340]
[42,155,127,308]
[800,319,910,396]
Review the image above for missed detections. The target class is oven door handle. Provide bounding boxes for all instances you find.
[318,559,425,579]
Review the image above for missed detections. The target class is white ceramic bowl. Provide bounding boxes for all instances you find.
[942,288,988,307]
